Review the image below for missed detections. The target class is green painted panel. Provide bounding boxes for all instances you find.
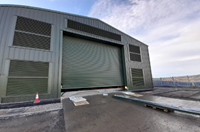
[6,78,48,96]
[131,69,143,78]
[62,36,124,89]
[9,60,49,76]
[132,78,144,86]
[6,60,49,97]
[131,69,144,86]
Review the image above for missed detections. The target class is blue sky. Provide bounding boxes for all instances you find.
[0,0,96,16]
[1,0,200,78]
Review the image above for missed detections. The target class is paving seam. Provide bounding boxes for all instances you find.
[0,108,62,120]
[153,90,179,96]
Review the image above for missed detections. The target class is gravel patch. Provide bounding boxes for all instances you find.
[0,110,66,132]
[6,107,28,115]
[0,103,62,118]
[25,103,62,113]
[0,109,7,115]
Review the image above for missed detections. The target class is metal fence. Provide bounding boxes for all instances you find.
[153,74,200,87]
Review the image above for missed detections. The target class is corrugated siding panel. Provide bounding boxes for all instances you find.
[132,78,144,86]
[131,69,144,86]
[132,69,143,78]
[0,7,8,75]
[0,7,8,46]
[6,60,49,97]
[9,60,49,76]
[6,78,48,96]
[62,36,124,89]
[0,46,3,75]
[1,7,18,76]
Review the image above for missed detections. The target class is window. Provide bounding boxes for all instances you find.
[131,68,144,86]
[129,45,141,62]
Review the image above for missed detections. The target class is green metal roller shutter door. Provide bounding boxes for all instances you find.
[62,36,124,89]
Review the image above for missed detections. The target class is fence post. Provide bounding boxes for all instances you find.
[160,78,162,86]
[172,77,175,87]
[187,75,190,87]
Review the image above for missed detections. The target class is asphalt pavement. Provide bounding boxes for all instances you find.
[1,89,200,132]
[0,109,65,132]
[62,92,200,132]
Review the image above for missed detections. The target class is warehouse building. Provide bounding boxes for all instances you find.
[0,5,153,103]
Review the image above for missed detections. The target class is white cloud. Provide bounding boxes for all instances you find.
[88,0,200,77]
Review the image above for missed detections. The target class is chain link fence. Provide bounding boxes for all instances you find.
[153,74,200,87]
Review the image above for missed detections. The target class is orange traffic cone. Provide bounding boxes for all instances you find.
[34,92,40,103]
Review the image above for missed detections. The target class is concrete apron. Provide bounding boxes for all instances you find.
[61,88,122,100]
[62,92,200,132]
[138,94,200,110]
[0,88,121,119]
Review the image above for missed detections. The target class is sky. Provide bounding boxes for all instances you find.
[1,0,200,78]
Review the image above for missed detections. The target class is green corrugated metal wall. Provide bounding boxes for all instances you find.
[0,5,153,103]
[131,69,144,86]
[62,36,124,89]
[7,60,49,96]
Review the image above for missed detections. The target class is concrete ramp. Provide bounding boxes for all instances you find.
[113,95,200,115]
